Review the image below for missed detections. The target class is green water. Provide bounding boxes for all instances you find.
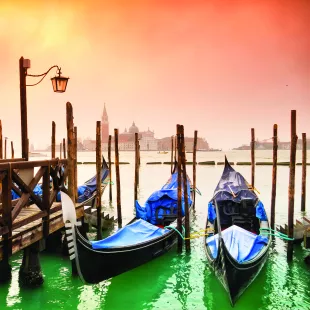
[1,151,310,309]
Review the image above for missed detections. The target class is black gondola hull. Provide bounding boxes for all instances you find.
[205,229,270,306]
[75,225,177,284]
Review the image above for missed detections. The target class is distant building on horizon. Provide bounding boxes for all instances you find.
[101,103,109,143]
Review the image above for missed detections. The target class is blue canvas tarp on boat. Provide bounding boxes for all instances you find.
[135,171,192,225]
[91,219,169,249]
[207,200,268,224]
[206,225,268,263]
[56,160,110,203]
[213,157,257,203]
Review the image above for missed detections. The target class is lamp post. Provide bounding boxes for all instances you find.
[19,56,69,161]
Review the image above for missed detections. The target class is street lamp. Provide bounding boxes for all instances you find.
[19,56,69,161]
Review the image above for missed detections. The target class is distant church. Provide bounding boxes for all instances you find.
[101,103,109,143]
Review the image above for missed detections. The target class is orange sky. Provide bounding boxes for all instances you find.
[0,0,309,151]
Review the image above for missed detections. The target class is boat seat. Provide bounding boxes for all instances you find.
[231,215,254,231]
[155,206,177,226]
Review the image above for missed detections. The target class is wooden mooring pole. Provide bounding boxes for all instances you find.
[270,124,278,230]
[74,126,78,202]
[0,120,2,159]
[251,128,255,188]
[51,121,56,159]
[63,138,66,159]
[60,142,62,159]
[66,102,75,202]
[0,167,12,282]
[4,137,7,159]
[287,110,297,262]
[170,136,174,174]
[134,132,139,203]
[180,125,190,252]
[108,135,112,203]
[96,121,102,240]
[193,130,198,210]
[301,133,307,212]
[11,141,14,159]
[177,125,183,253]
[114,129,122,227]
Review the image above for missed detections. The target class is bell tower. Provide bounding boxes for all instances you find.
[101,103,109,143]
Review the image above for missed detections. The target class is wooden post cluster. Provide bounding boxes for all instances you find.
[108,135,112,203]
[51,121,56,159]
[134,133,139,203]
[193,130,198,210]
[270,124,278,230]
[287,110,297,262]
[0,120,2,159]
[114,128,122,227]
[301,133,307,212]
[96,121,102,240]
[176,124,191,253]
[251,128,255,188]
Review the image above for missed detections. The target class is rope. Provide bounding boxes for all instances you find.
[164,225,214,240]
[103,181,114,185]
[259,227,294,241]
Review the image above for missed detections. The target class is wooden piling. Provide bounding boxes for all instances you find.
[287,110,297,262]
[270,124,278,230]
[0,120,2,159]
[63,138,66,159]
[193,130,198,210]
[66,102,75,201]
[60,143,62,159]
[251,128,255,188]
[96,121,102,240]
[114,129,122,227]
[74,126,78,202]
[108,135,112,202]
[0,165,12,282]
[11,141,14,159]
[301,133,307,212]
[51,121,56,159]
[174,135,177,162]
[177,125,183,253]
[170,136,174,174]
[134,133,139,203]
[180,126,190,252]
[4,137,7,159]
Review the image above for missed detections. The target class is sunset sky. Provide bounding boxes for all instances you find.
[0,0,309,151]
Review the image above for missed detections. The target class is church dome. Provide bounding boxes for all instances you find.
[129,121,139,134]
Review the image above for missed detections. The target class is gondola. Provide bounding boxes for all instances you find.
[204,157,271,306]
[61,165,193,284]
[10,157,110,208]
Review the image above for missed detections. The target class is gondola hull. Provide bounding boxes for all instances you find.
[74,221,179,284]
[205,237,269,305]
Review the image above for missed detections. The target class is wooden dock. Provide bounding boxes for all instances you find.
[0,157,90,278]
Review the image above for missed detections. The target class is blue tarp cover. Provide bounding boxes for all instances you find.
[207,200,268,223]
[91,219,170,249]
[135,171,192,225]
[206,225,268,263]
[213,158,257,203]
